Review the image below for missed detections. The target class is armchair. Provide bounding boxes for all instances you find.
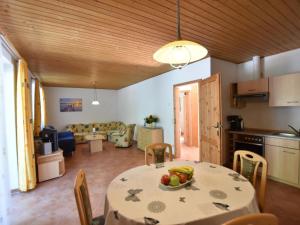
[58,131,75,156]
[112,124,136,148]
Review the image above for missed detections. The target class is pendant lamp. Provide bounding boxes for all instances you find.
[153,0,208,69]
[91,83,100,105]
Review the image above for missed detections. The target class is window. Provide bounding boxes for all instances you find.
[31,78,36,123]
[40,86,45,129]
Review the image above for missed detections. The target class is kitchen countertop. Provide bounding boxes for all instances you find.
[228,128,300,141]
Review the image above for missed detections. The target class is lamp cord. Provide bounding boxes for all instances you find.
[176,0,181,40]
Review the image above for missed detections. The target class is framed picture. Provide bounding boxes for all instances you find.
[59,98,82,112]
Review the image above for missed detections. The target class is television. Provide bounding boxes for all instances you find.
[39,126,58,152]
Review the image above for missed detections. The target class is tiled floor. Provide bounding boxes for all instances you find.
[179,143,199,161]
[9,142,300,225]
[9,142,144,225]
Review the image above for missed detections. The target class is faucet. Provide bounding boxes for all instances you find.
[288,124,300,136]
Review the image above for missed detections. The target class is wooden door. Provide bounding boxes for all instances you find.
[200,74,222,164]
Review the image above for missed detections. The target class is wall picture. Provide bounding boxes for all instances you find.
[60,98,82,112]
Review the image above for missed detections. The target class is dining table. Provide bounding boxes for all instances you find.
[104,161,259,225]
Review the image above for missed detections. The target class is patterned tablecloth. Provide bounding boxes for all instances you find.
[104,161,259,225]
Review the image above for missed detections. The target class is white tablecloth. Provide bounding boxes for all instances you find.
[104,161,259,225]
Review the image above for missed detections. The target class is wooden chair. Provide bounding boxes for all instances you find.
[233,150,268,211]
[74,170,105,225]
[145,143,173,165]
[222,213,278,225]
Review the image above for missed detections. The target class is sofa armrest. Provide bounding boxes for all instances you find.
[58,131,74,139]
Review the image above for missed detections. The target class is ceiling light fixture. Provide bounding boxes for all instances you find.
[91,82,100,106]
[153,0,208,69]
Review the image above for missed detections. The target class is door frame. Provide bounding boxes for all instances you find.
[173,79,202,159]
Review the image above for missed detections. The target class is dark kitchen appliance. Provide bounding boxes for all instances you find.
[227,115,244,131]
[233,134,264,157]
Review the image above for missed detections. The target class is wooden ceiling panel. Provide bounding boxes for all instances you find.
[1,0,300,89]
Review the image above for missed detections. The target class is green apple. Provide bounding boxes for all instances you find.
[169,175,180,186]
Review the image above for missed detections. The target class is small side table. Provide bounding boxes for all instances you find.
[37,149,65,182]
[85,134,107,153]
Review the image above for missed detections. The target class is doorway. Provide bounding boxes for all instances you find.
[174,82,200,161]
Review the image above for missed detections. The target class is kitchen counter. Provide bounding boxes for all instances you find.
[228,128,300,141]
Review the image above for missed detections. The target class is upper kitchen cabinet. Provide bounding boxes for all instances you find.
[269,73,300,107]
[237,78,268,96]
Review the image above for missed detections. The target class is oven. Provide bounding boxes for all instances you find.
[233,134,265,156]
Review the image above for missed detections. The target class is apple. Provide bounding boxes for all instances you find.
[178,173,188,183]
[169,175,180,186]
[161,175,170,185]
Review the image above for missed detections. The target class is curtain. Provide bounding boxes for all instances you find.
[33,80,41,136]
[16,59,37,192]
[0,43,10,225]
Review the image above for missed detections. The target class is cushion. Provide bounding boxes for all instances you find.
[241,157,257,182]
[153,148,166,164]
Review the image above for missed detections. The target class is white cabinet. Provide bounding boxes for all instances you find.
[37,149,65,182]
[137,127,163,151]
[265,145,299,185]
[237,78,268,95]
[269,73,300,107]
[265,137,300,186]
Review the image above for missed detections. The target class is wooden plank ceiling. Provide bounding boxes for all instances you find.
[1,0,300,89]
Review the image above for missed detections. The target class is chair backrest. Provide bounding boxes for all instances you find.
[233,150,267,211]
[222,213,278,225]
[74,170,93,225]
[145,143,173,165]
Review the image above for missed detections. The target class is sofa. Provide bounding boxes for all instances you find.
[58,131,75,156]
[66,121,127,144]
[111,124,136,147]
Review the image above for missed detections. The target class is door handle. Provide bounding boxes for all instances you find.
[207,122,223,129]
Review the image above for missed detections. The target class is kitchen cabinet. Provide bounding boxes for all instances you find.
[269,73,300,107]
[265,137,300,186]
[237,78,268,96]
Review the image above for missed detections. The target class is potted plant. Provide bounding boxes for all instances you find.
[144,115,159,128]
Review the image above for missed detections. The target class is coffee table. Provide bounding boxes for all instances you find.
[85,134,107,153]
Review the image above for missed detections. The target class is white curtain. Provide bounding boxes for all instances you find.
[0,41,10,225]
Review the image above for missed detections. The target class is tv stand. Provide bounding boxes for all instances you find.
[37,149,65,182]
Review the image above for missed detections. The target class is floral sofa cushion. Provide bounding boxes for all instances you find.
[112,124,136,148]
[66,122,126,143]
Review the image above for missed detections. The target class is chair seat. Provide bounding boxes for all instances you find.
[91,215,105,225]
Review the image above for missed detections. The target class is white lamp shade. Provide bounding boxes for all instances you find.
[153,40,208,65]
[91,100,100,105]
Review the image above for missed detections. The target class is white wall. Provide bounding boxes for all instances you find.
[44,87,118,131]
[211,58,239,129]
[236,48,300,130]
[117,58,211,146]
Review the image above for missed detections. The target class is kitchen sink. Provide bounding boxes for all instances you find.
[273,132,298,137]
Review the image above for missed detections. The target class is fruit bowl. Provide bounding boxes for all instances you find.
[160,166,194,190]
[160,178,194,190]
